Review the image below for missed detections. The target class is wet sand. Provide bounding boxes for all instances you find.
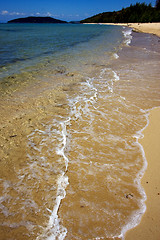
[0,73,81,239]
[110,22,160,37]
[108,22,160,37]
[85,22,160,37]
[1,24,160,239]
[119,23,160,239]
[126,23,160,37]
[126,107,160,240]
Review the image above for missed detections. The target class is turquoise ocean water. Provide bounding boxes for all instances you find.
[0,24,123,79]
[0,23,160,240]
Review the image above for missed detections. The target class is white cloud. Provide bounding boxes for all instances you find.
[0,10,82,21]
[46,12,52,17]
[33,12,53,17]
[10,12,25,16]
[1,10,25,16]
[1,10,9,15]
[0,10,60,18]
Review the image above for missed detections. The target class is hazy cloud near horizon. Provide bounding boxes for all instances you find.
[0,0,155,22]
[1,10,58,17]
[1,10,25,16]
[0,10,85,22]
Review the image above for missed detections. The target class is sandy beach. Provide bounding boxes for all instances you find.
[110,22,160,37]
[126,107,160,240]
[120,22,160,239]
[115,22,160,37]
[85,22,160,37]
[116,23,160,238]
[0,22,160,239]
[126,22,160,37]
[103,22,160,238]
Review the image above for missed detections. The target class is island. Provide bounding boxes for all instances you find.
[7,16,67,24]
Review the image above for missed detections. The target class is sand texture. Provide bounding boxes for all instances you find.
[109,22,160,37]
[126,107,160,240]
[1,23,160,239]
[84,22,160,37]
[126,23,160,37]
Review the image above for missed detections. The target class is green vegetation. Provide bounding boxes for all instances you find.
[81,2,160,23]
[156,0,160,9]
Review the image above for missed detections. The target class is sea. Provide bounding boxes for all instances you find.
[0,23,160,240]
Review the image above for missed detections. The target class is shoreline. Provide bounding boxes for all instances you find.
[83,22,160,37]
[126,107,160,239]
[0,23,160,239]
[115,23,160,37]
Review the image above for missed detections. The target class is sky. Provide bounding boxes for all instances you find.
[0,0,156,22]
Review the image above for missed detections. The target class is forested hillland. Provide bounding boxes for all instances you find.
[81,2,160,23]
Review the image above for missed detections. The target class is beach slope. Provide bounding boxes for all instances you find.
[127,23,160,37]
[126,107,160,240]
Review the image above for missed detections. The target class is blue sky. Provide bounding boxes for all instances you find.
[0,0,155,22]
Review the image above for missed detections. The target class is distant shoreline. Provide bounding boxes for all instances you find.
[83,22,160,37]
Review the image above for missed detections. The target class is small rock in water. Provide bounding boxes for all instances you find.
[9,135,17,138]
[125,193,134,199]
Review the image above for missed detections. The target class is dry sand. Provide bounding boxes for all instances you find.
[107,23,160,239]
[126,22,160,37]
[84,26,160,239]
[126,107,160,240]
[84,22,160,37]
[114,22,160,37]
[119,22,160,239]
[106,22,160,37]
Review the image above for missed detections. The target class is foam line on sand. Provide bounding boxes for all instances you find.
[126,107,160,240]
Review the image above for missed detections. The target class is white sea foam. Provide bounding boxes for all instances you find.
[32,67,150,240]
[102,109,149,240]
[43,120,70,240]
[2,22,159,240]
[99,68,107,79]
[122,28,133,46]
[43,174,69,240]
[26,118,70,240]
[112,70,120,81]
[113,53,119,59]
[87,70,150,240]
[35,74,101,239]
[99,68,115,93]
[118,109,150,239]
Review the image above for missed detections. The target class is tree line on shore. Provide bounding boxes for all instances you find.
[81,2,160,23]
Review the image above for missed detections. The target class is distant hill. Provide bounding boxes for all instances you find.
[69,21,81,24]
[7,16,67,24]
[81,3,160,23]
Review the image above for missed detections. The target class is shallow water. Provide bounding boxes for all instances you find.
[0,24,160,240]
